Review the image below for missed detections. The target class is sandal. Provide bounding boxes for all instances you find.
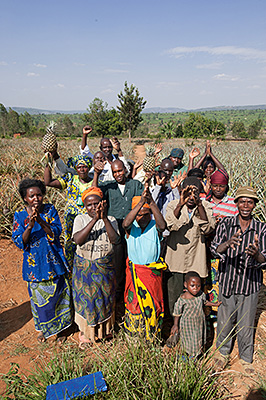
[37,333,46,343]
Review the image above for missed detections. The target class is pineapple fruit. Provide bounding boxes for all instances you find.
[143,146,156,172]
[41,121,57,153]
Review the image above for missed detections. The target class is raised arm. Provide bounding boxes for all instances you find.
[101,201,120,244]
[44,164,62,189]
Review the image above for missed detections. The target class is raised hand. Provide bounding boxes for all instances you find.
[110,137,121,152]
[83,126,92,136]
[170,171,187,190]
[245,234,259,257]
[94,160,105,174]
[154,143,163,156]
[206,140,211,156]
[155,171,167,186]
[189,147,200,159]
[228,229,242,250]
[100,200,108,220]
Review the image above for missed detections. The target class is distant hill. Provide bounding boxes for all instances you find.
[7,104,266,115]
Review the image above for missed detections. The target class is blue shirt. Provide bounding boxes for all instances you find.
[12,204,68,282]
[126,220,161,265]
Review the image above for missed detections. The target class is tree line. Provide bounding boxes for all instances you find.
[0,81,265,139]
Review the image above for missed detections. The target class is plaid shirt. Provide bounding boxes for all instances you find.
[210,215,266,296]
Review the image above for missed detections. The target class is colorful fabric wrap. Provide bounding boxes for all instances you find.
[124,258,167,341]
[81,187,103,203]
[72,253,115,326]
[210,169,229,185]
[27,274,73,339]
[67,155,92,169]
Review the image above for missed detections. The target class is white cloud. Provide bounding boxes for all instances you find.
[196,62,224,69]
[213,73,239,81]
[0,61,8,66]
[156,81,180,88]
[101,88,115,94]
[247,85,260,89]
[27,72,39,77]
[55,83,65,88]
[166,46,266,61]
[34,63,47,68]
[74,62,85,66]
[199,90,213,95]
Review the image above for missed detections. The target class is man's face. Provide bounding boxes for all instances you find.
[100,139,113,157]
[136,208,151,229]
[112,161,126,184]
[237,197,256,219]
[93,151,106,165]
[170,156,182,167]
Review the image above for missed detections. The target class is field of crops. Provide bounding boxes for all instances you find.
[1,137,266,238]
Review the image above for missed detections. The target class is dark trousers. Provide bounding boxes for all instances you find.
[216,287,258,363]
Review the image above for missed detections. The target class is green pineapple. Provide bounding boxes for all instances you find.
[41,121,57,153]
[143,146,156,172]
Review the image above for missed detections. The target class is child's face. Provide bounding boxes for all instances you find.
[184,277,201,296]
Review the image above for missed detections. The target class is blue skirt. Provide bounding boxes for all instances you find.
[27,274,73,338]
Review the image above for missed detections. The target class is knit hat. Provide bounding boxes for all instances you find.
[169,148,184,159]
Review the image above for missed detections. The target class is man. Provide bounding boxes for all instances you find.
[93,159,143,308]
[211,186,266,373]
[169,148,187,177]
[165,177,216,315]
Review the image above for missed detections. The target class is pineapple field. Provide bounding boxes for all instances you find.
[0,136,266,399]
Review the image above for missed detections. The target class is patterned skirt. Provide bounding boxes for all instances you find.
[124,258,167,341]
[27,274,73,339]
[72,253,115,339]
[204,258,219,319]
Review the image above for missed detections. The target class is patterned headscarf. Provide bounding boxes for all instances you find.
[67,155,92,170]
[81,187,103,203]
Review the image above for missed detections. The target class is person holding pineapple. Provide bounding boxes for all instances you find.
[44,154,95,269]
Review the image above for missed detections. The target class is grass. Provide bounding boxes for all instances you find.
[1,334,223,400]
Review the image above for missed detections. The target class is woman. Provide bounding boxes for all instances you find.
[44,154,94,269]
[72,187,120,348]
[122,184,167,341]
[12,178,73,343]
[205,169,238,319]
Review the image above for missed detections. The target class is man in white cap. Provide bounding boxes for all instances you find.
[211,186,266,373]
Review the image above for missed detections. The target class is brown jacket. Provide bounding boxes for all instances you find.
[165,199,216,277]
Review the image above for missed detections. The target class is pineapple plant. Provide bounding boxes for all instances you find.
[41,121,57,153]
[143,146,156,172]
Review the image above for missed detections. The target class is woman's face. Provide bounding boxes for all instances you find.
[211,184,227,199]
[24,186,43,209]
[136,207,151,229]
[76,163,89,180]
[84,195,101,218]
[204,163,215,177]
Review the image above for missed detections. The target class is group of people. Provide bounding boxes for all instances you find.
[12,128,266,373]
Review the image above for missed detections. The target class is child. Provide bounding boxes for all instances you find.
[169,271,221,356]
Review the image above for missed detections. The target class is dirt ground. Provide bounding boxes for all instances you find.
[0,145,266,399]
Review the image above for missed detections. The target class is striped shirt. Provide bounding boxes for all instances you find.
[209,195,238,217]
[210,215,266,296]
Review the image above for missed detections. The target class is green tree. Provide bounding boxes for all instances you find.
[19,111,34,135]
[0,103,8,137]
[231,121,247,138]
[117,81,147,141]
[248,118,263,139]
[160,121,176,138]
[7,108,20,135]
[183,113,212,138]
[83,98,110,137]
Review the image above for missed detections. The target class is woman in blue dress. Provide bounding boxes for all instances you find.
[12,178,73,343]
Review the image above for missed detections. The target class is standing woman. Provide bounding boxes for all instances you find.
[72,187,120,348]
[44,154,93,269]
[12,178,73,343]
[122,185,167,341]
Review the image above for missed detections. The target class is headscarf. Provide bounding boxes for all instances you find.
[67,155,92,170]
[131,196,150,210]
[81,187,103,203]
[169,148,184,159]
[210,169,229,185]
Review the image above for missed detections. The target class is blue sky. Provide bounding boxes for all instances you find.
[1,0,266,110]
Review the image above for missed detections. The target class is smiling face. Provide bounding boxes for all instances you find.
[170,156,182,168]
[136,207,151,230]
[204,162,215,177]
[93,151,106,165]
[111,160,126,184]
[84,194,101,218]
[237,197,256,220]
[100,139,113,158]
[24,186,43,210]
[184,277,201,297]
